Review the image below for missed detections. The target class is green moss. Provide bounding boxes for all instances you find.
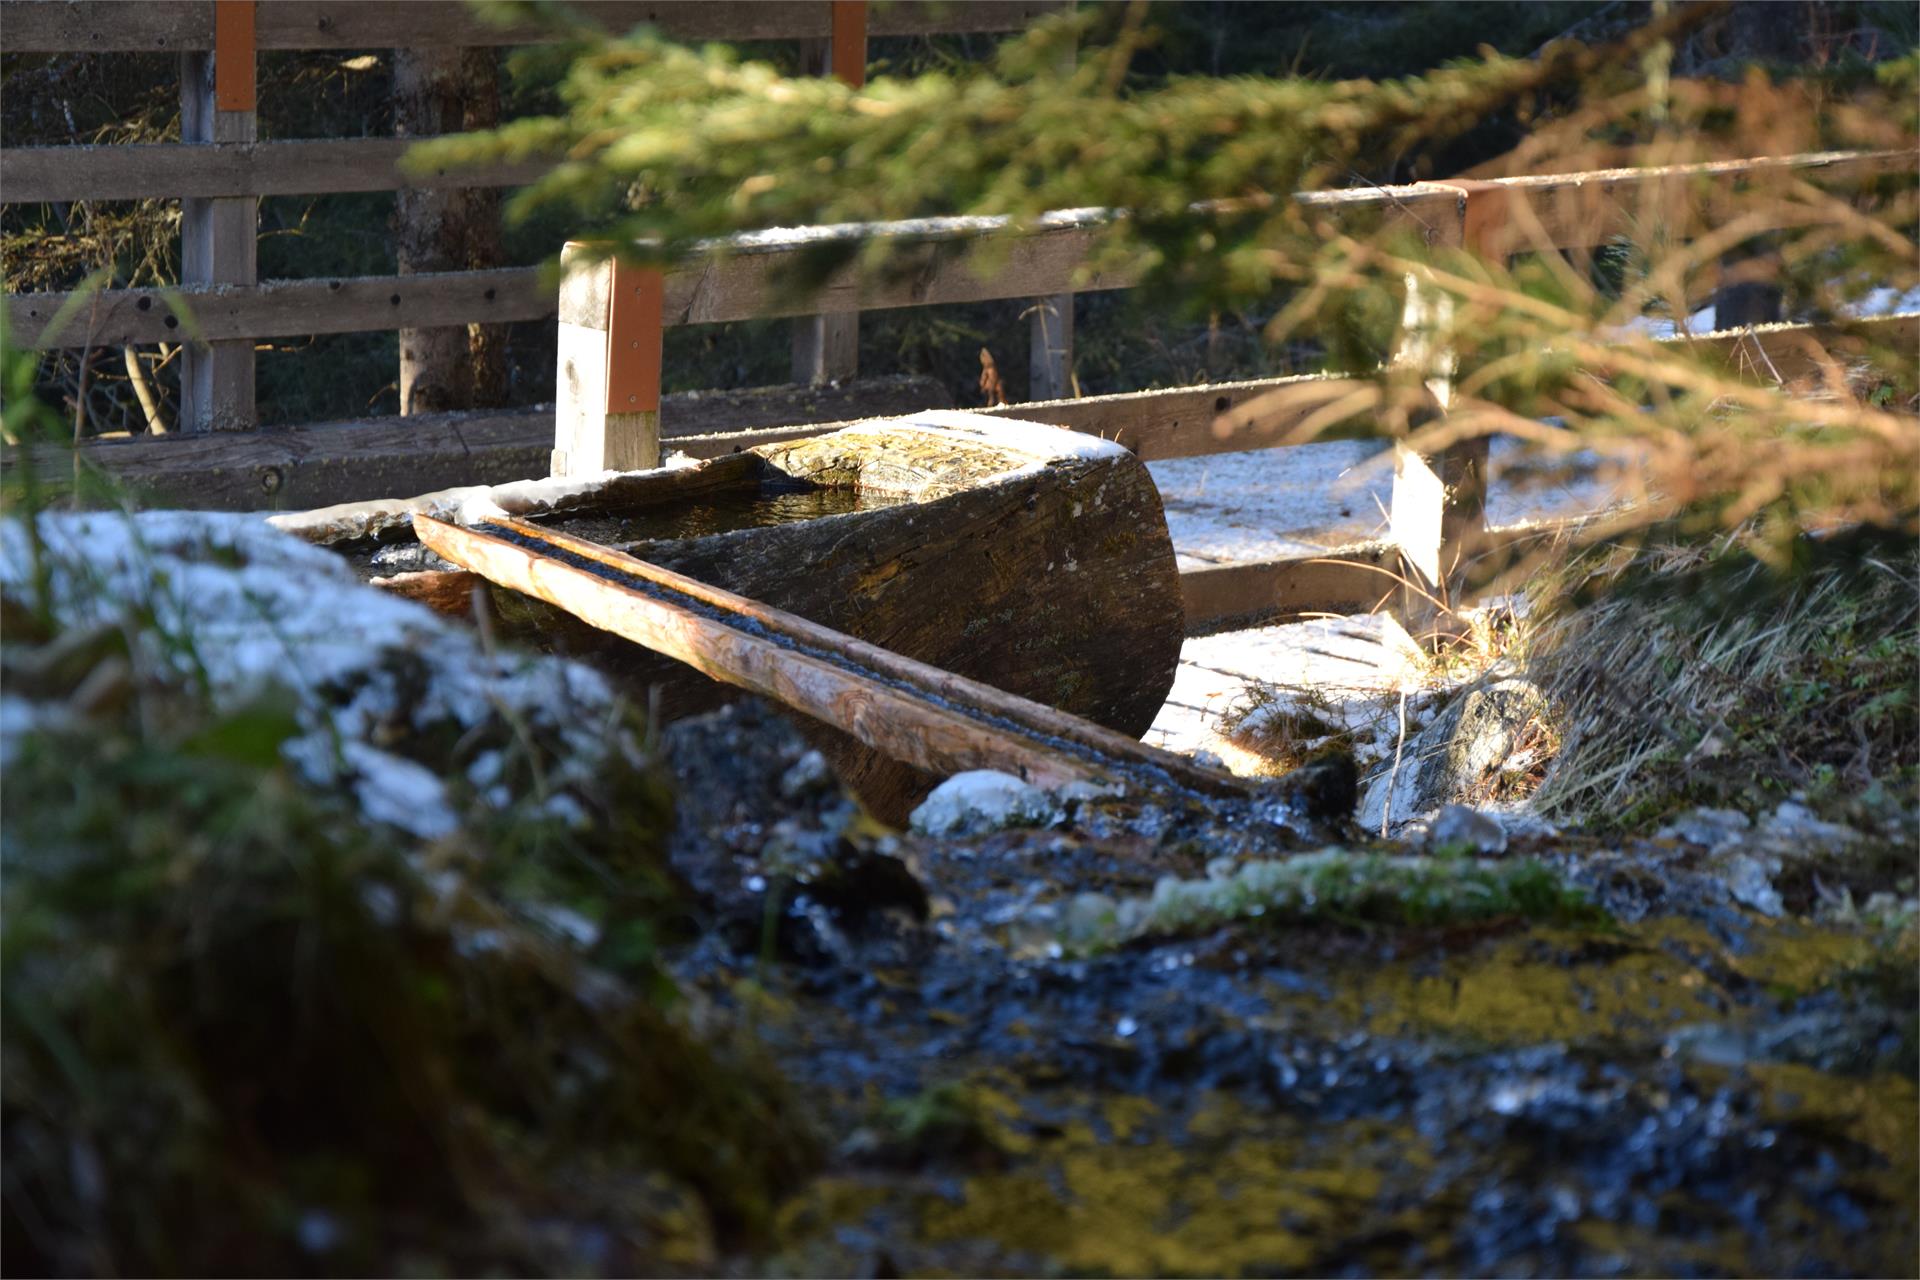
[1060,850,1605,953]
[0,663,815,1275]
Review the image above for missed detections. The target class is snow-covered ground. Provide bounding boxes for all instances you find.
[1145,611,1421,757]
[1614,283,1920,340]
[1144,435,1615,757]
[1147,436,1617,572]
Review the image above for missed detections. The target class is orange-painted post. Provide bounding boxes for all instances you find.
[791,2,867,386]
[553,243,664,476]
[829,0,868,89]
[180,0,257,433]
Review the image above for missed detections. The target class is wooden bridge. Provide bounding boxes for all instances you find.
[4,1,1913,634]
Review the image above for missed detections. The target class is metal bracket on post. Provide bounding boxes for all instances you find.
[792,1,867,387]
[180,0,257,434]
[553,244,663,477]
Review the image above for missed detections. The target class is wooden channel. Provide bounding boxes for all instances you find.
[413,513,1248,796]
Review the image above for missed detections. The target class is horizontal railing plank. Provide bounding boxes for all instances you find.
[1457,149,1915,258]
[8,268,556,347]
[0,375,951,510]
[0,0,1061,52]
[10,220,1142,347]
[11,148,1901,330]
[976,374,1374,461]
[0,139,556,204]
[1677,311,1920,385]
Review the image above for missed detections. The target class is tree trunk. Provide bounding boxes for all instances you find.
[393,47,505,416]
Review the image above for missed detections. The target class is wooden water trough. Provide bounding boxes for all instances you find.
[274,412,1195,818]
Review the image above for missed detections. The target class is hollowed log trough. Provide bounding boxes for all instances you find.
[275,411,1188,819]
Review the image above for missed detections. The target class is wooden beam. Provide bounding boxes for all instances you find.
[1027,294,1074,402]
[0,0,1060,51]
[0,139,556,205]
[16,155,1911,348]
[1679,311,1920,385]
[414,513,1245,796]
[1392,184,1492,643]
[13,216,1131,349]
[979,374,1360,458]
[1175,519,1606,635]
[1,376,951,511]
[1026,30,1079,402]
[9,268,554,349]
[1179,542,1398,634]
[9,305,1906,500]
[177,4,256,432]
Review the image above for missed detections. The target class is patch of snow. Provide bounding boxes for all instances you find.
[713,206,1110,255]
[911,770,1062,837]
[1851,285,1920,318]
[2,511,636,837]
[1149,436,1614,572]
[1715,852,1785,918]
[1611,282,1920,342]
[886,409,1130,463]
[1658,807,1752,851]
[1145,613,1421,759]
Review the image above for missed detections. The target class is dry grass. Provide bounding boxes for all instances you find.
[1526,529,1920,830]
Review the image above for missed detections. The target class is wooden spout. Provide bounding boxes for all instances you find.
[412,513,1243,799]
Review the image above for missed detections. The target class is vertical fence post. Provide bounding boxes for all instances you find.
[1028,25,1077,402]
[179,0,257,432]
[553,242,663,477]
[791,1,866,387]
[1389,179,1500,643]
[394,46,505,415]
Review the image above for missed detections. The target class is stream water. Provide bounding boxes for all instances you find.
[663,701,1917,1278]
[333,483,908,579]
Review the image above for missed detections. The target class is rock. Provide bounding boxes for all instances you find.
[1429,803,1509,855]
[0,511,649,844]
[779,749,834,800]
[1657,807,1751,851]
[1264,752,1360,827]
[1757,800,1861,850]
[1357,677,1549,831]
[910,770,1062,838]
[1712,851,1786,917]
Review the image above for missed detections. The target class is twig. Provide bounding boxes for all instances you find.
[121,346,167,435]
[1382,687,1409,837]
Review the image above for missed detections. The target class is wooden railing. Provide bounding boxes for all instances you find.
[1,0,1064,430]
[3,3,1913,630]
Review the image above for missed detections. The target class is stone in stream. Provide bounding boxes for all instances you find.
[276,412,1188,823]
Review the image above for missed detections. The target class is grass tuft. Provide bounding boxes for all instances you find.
[1527,529,1919,831]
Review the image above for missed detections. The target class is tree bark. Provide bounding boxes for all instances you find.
[393,47,505,416]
